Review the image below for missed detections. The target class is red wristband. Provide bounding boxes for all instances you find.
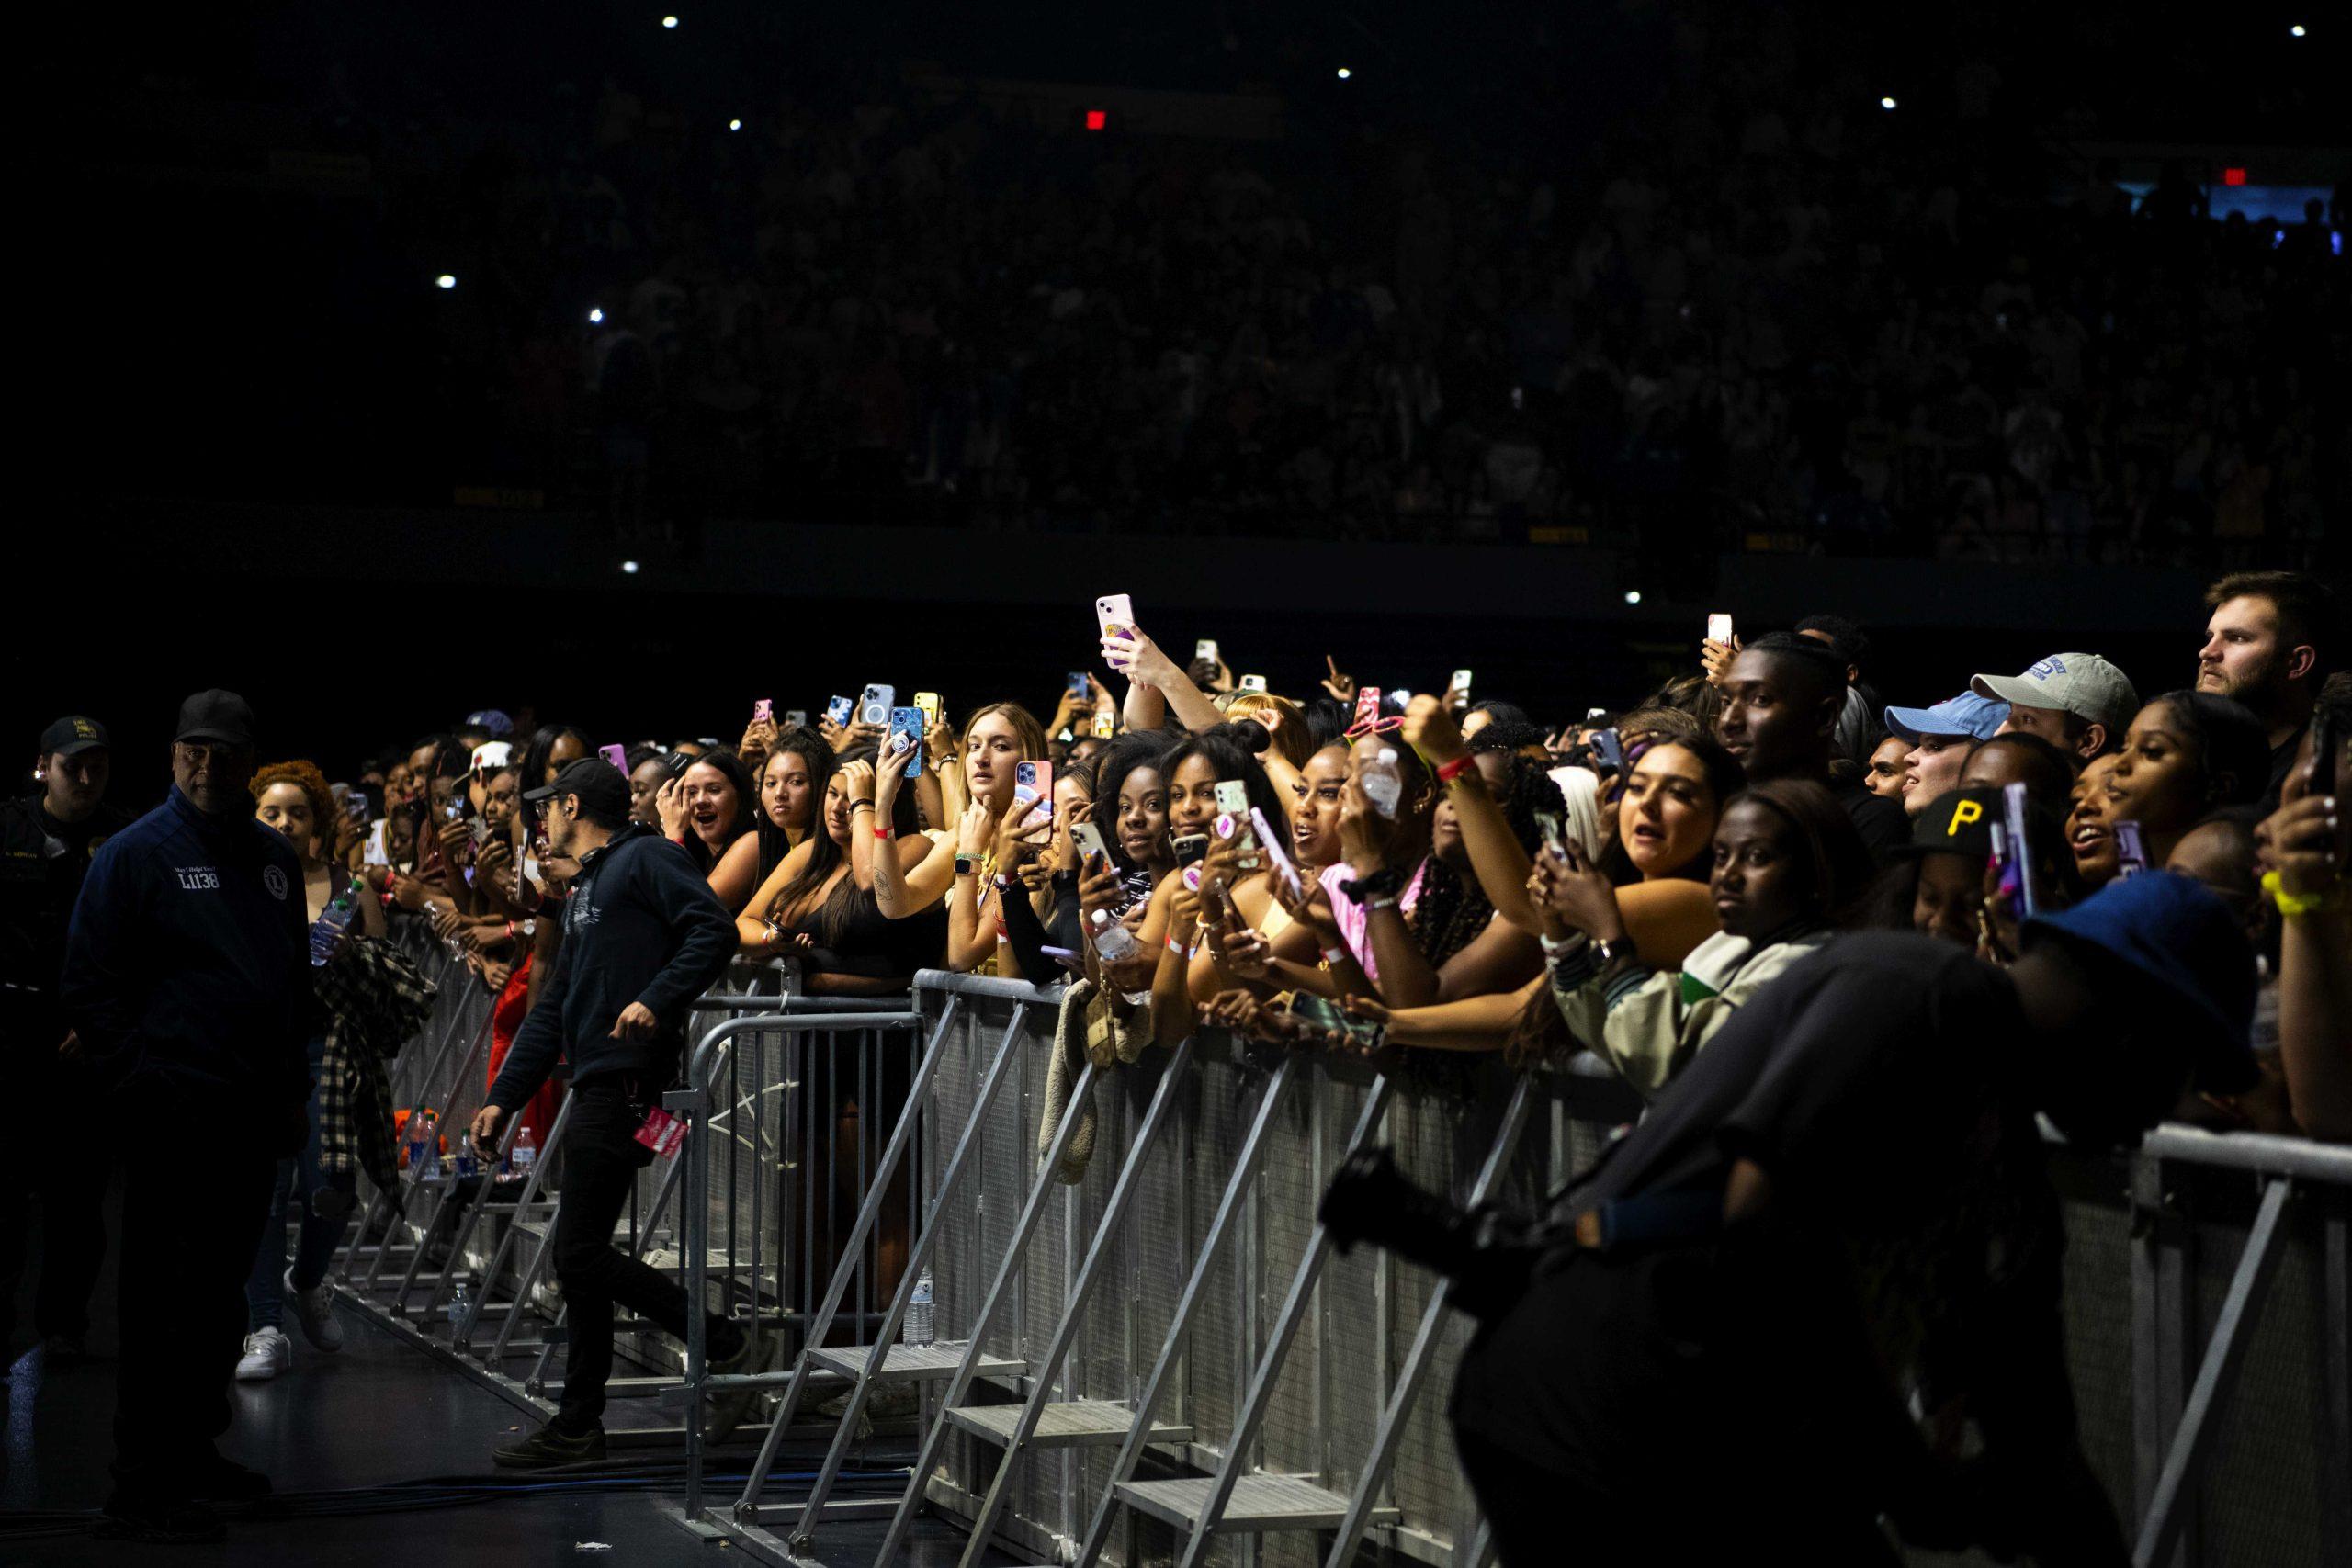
[874,825,894,840]
[1435,754,1476,784]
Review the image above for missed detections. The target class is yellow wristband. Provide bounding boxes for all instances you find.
[2263,868,2340,918]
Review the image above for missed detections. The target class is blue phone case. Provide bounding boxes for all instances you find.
[826,695,854,727]
[888,707,924,776]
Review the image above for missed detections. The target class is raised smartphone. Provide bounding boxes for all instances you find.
[599,743,628,773]
[1195,638,1219,663]
[1013,759,1053,821]
[859,684,896,728]
[784,708,808,729]
[1239,673,1268,694]
[752,698,773,725]
[1249,806,1297,897]
[1068,671,1091,701]
[826,695,854,728]
[913,691,941,728]
[1997,781,2040,919]
[1069,820,1111,864]
[2113,820,2149,878]
[886,706,924,776]
[1451,668,1474,698]
[1708,613,1735,646]
[1095,593,1135,640]
[1352,686,1384,729]
[1171,833,1210,867]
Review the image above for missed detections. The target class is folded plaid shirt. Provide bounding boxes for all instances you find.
[314,935,437,1191]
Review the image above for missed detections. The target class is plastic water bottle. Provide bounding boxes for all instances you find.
[417,1112,441,1182]
[904,1268,935,1348]
[509,1123,537,1181]
[1361,748,1404,819]
[446,1278,470,1327]
[404,1111,431,1177]
[308,896,353,966]
[1089,910,1153,1006]
[454,1132,479,1181]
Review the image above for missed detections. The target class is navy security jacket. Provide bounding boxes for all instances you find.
[487,822,735,1113]
[61,785,310,1107]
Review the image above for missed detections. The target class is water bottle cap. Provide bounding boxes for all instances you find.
[1376,747,1398,765]
[1090,908,1110,929]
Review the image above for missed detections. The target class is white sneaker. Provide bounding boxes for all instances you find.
[235,1327,293,1381]
[283,1269,345,1352]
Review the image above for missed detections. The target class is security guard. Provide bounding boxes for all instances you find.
[1,716,133,1363]
[62,690,310,1544]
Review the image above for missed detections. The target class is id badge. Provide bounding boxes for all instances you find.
[632,1105,688,1159]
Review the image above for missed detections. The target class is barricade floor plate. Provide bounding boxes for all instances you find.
[944,1399,1193,1448]
[1112,1473,1396,1533]
[806,1341,1025,1383]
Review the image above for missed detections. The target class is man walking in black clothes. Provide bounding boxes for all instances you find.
[469,757,756,1466]
[61,692,309,1542]
[2,716,134,1366]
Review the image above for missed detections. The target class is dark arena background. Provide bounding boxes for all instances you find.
[6,2,2348,1564]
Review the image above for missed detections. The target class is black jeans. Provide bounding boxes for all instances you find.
[552,1074,736,1430]
[113,1085,279,1496]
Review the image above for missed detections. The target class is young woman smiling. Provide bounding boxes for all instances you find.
[2100,691,2271,864]
[657,750,757,903]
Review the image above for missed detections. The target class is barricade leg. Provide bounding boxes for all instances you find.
[1071,1052,1317,1565]
[777,1004,1037,1549]
[1323,1077,1535,1568]
[386,1008,496,1313]
[951,1034,1198,1567]
[451,1089,576,1351]
[869,1055,1104,1566]
[678,998,967,1524]
[2134,1176,2295,1568]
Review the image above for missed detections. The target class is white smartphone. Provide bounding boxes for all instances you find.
[1451,668,1474,695]
[1239,673,1268,693]
[1095,593,1135,637]
[1708,613,1735,646]
[1249,807,1301,898]
[1070,820,1112,864]
[1195,638,1219,663]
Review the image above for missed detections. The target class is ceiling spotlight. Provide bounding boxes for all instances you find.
[729,118,741,130]
[662,15,678,29]
[1336,66,1352,80]
[1880,96,1897,110]
[435,274,456,289]
[2290,24,2306,37]
[588,307,605,323]
[1623,590,1643,605]
[620,559,641,575]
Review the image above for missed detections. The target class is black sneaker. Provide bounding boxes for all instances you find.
[190,1455,273,1503]
[703,1325,771,1447]
[492,1421,606,1469]
[97,1492,226,1544]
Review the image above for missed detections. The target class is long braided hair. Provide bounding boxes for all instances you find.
[1407,749,1564,969]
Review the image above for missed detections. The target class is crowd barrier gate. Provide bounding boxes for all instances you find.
[327,933,2349,1566]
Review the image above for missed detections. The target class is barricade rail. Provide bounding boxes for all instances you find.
[326,935,2349,1566]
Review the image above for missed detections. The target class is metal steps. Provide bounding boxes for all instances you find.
[806,1341,1025,1384]
[1113,1474,1397,1534]
[945,1400,1192,1449]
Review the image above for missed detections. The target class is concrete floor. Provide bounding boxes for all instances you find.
[3,1214,1017,1566]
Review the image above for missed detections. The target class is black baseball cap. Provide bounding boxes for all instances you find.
[175,689,255,747]
[39,716,109,756]
[523,757,631,820]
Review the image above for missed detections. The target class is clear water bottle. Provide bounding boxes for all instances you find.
[1360,747,1404,819]
[308,896,354,966]
[416,1112,441,1182]
[454,1131,479,1181]
[904,1268,935,1348]
[403,1111,431,1176]
[446,1278,470,1327]
[509,1123,537,1181]
[1088,910,1153,1005]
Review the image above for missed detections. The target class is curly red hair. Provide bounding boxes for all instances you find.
[250,758,336,836]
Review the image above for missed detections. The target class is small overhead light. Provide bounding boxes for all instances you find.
[588,307,605,323]
[2290,24,2306,37]
[1336,66,1352,80]
[1623,590,1643,605]
[662,16,678,29]
[1880,96,1897,110]
[435,274,456,289]
[620,559,641,575]
[729,118,741,131]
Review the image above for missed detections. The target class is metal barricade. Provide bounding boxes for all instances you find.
[667,971,2349,1568]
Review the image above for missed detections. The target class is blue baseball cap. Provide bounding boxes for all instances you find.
[1884,691,2009,743]
[2022,871,2257,1092]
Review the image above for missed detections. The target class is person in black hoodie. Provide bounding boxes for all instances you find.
[467,756,752,1467]
[60,691,309,1544]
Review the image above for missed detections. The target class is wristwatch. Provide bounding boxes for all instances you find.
[1340,867,1407,905]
